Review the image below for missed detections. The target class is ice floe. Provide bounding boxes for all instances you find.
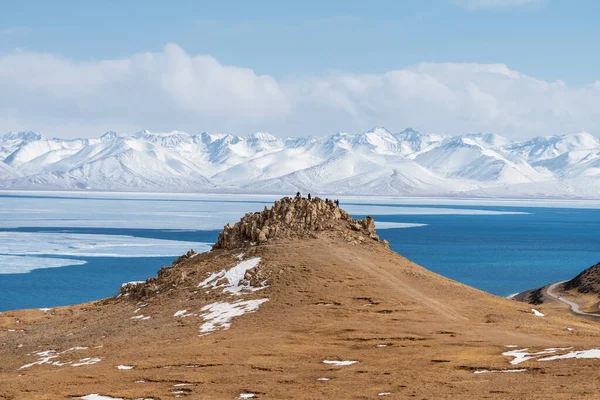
[199,257,266,294]
[199,299,269,334]
[322,360,357,366]
[343,205,529,216]
[0,255,87,274]
[0,231,210,259]
[373,222,427,230]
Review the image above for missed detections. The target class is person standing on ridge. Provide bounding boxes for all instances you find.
[308,193,311,200]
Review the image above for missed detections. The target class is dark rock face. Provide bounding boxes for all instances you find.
[213,197,381,250]
[563,262,600,294]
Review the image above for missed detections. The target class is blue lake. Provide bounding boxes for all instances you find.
[1,192,599,311]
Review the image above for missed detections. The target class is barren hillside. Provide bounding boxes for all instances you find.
[1,197,600,399]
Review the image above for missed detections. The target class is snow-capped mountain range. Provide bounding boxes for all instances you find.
[1,127,600,198]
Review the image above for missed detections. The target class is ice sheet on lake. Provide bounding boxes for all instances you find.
[375,222,427,229]
[0,192,535,233]
[0,232,210,258]
[343,205,529,216]
[0,255,87,274]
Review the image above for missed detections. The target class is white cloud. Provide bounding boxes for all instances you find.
[1,44,599,140]
[456,0,543,9]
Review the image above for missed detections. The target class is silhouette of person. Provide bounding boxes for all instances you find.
[335,199,339,207]
[308,193,311,200]
[296,191,300,198]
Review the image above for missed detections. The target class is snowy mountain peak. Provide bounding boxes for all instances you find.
[1,127,600,197]
[367,126,393,135]
[463,132,511,148]
[101,131,118,141]
[2,131,44,142]
[248,132,279,142]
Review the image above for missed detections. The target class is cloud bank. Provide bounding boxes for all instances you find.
[1,44,599,139]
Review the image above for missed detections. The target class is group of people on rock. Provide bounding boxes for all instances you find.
[295,191,339,208]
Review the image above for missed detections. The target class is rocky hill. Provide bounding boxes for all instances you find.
[2,198,600,399]
[213,196,383,249]
[562,261,600,294]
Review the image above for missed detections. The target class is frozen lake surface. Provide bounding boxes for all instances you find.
[1,191,600,311]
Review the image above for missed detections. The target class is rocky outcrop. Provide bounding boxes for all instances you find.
[563,262,600,295]
[213,196,382,250]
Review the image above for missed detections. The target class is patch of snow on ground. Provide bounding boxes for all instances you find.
[503,347,573,365]
[531,308,545,317]
[116,365,134,370]
[317,377,330,381]
[80,395,123,400]
[538,349,600,361]
[322,360,358,366]
[72,357,101,367]
[39,307,52,312]
[174,310,188,317]
[199,299,269,334]
[238,394,256,399]
[122,281,144,288]
[19,347,95,370]
[199,257,265,294]
[474,369,527,374]
[378,393,392,396]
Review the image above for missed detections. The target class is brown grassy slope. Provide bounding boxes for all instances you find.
[563,262,600,295]
[1,198,600,399]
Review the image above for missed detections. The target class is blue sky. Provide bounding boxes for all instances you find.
[2,0,597,83]
[1,0,600,138]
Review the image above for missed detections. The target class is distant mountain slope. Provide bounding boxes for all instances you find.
[2,127,600,197]
[0,161,20,180]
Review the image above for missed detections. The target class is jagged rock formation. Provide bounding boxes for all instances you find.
[213,196,384,249]
[563,261,600,294]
